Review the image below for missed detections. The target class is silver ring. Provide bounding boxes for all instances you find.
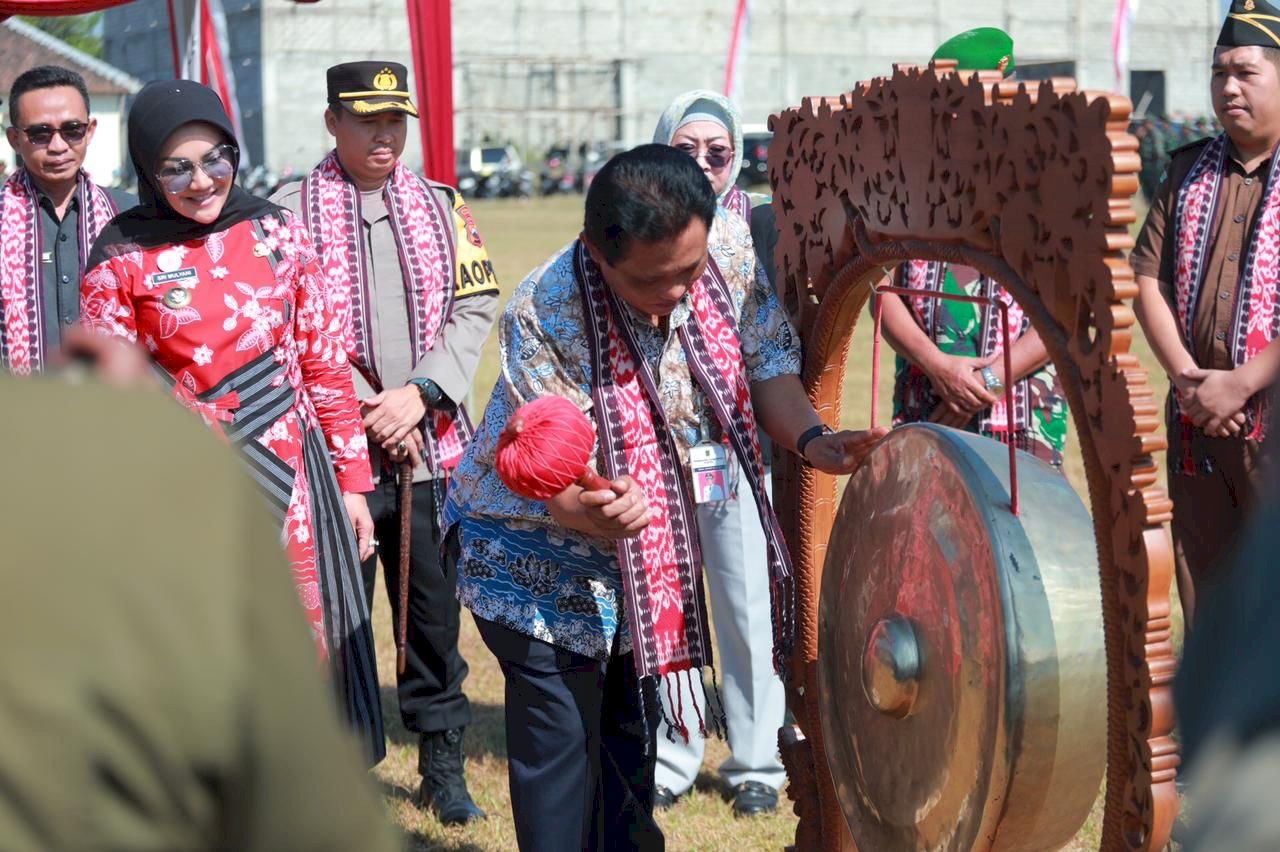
[979,366,1005,396]
[396,440,407,454]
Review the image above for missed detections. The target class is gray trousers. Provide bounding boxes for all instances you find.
[655,465,787,794]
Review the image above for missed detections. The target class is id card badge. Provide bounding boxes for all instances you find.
[689,441,730,504]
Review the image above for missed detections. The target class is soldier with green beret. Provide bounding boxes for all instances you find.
[878,28,1070,468]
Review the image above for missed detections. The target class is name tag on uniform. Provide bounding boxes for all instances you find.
[689,441,730,504]
[146,267,199,290]
[41,252,53,264]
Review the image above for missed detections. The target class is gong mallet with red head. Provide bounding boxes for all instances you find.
[495,395,612,498]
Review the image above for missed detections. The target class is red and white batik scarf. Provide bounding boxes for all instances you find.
[302,151,471,471]
[0,168,118,375]
[1172,133,1280,472]
[900,260,1032,436]
[721,184,752,223]
[575,241,793,737]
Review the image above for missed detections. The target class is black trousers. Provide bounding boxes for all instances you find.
[475,617,664,852]
[361,478,471,763]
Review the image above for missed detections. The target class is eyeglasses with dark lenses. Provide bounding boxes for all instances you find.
[676,143,733,169]
[155,144,238,194]
[20,121,90,146]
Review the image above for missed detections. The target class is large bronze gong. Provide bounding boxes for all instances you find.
[817,424,1105,850]
[770,65,1179,852]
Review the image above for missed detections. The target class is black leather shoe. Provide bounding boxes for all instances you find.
[419,728,486,825]
[653,784,678,811]
[731,781,778,817]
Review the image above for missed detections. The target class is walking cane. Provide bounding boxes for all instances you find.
[396,455,414,676]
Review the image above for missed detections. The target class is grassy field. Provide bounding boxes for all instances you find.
[370,194,1176,850]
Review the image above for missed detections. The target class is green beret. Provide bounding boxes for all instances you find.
[932,27,1016,77]
[1218,0,1280,49]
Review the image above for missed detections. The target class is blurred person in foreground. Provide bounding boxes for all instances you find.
[0,332,400,852]
[1130,0,1280,625]
[649,88,786,817]
[1175,394,1280,850]
[79,80,383,759]
[445,145,887,851]
[2,65,134,375]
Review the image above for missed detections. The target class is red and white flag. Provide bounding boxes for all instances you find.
[723,0,750,106]
[170,0,248,167]
[1112,0,1141,95]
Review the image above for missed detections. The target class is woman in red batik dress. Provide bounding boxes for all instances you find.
[81,80,385,763]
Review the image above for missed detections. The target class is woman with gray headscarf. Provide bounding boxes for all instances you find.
[649,89,787,818]
[653,89,753,222]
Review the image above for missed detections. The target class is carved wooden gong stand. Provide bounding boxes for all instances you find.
[768,62,1179,851]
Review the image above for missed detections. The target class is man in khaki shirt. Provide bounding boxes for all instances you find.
[274,60,498,825]
[1131,0,1280,624]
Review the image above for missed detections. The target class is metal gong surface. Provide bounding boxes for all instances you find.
[817,424,1105,851]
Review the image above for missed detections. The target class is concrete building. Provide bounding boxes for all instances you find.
[101,0,1226,174]
[2,17,142,186]
[102,0,265,168]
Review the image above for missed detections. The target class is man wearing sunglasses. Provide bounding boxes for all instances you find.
[1,65,134,376]
[274,60,499,827]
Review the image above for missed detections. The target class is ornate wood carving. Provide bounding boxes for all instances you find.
[768,63,1178,851]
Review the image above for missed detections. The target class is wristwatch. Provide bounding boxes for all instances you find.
[408,378,447,409]
[796,423,834,463]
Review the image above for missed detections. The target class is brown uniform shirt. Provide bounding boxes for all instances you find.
[1131,136,1272,372]
[1132,137,1274,614]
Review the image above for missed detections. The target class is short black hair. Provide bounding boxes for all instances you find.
[9,65,91,127]
[1264,46,1280,73]
[583,143,717,266]
[1213,44,1280,74]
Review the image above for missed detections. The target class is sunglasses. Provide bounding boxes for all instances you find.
[19,120,90,146]
[156,143,238,194]
[675,143,733,169]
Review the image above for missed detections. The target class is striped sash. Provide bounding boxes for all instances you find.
[160,349,385,764]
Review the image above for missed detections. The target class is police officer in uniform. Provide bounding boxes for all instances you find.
[275,61,499,824]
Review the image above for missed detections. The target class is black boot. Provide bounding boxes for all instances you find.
[418,727,486,825]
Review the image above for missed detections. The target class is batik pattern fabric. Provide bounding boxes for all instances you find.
[449,210,798,672]
[0,168,119,374]
[1170,132,1280,473]
[892,260,1067,466]
[79,212,385,763]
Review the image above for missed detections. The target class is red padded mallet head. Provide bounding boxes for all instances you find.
[495,395,612,499]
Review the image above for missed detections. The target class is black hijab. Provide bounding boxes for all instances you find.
[86,80,279,269]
